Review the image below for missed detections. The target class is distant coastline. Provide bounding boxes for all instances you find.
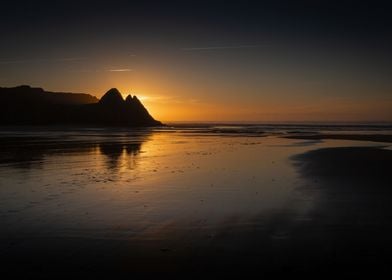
[0,85,162,127]
[166,121,392,127]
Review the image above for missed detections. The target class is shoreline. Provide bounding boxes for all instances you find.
[285,133,392,143]
[1,131,392,277]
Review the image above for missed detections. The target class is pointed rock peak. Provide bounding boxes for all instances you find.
[103,88,123,99]
[99,88,124,105]
[125,94,133,103]
[132,95,142,104]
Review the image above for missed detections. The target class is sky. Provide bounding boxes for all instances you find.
[0,0,391,122]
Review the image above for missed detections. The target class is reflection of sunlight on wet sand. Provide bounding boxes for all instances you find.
[1,127,392,277]
[94,135,307,229]
[2,129,387,241]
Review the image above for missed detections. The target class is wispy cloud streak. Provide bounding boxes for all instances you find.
[107,69,133,72]
[0,57,87,65]
[182,45,261,51]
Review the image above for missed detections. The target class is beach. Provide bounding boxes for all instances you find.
[0,125,391,278]
[285,133,392,143]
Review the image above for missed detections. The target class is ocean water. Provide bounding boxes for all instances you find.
[0,124,391,276]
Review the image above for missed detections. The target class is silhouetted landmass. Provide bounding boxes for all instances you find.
[0,85,162,126]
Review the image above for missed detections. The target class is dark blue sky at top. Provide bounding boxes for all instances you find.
[1,0,391,53]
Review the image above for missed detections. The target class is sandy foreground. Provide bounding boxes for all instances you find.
[285,133,392,143]
[1,130,392,278]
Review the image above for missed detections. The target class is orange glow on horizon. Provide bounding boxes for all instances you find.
[40,65,392,123]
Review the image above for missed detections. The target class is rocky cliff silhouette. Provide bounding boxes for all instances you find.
[0,86,162,126]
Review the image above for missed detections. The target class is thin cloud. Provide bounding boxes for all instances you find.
[70,67,134,73]
[137,95,181,104]
[0,57,87,65]
[108,69,133,72]
[0,60,30,65]
[54,57,87,62]
[182,45,261,51]
[139,95,201,105]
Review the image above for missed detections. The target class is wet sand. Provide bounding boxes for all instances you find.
[1,127,392,278]
[286,146,392,277]
[285,133,392,143]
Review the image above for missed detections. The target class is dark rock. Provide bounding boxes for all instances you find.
[0,85,162,127]
[99,88,124,106]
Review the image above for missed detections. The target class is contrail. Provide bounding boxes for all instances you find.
[182,45,261,51]
[0,57,87,65]
[108,69,133,72]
